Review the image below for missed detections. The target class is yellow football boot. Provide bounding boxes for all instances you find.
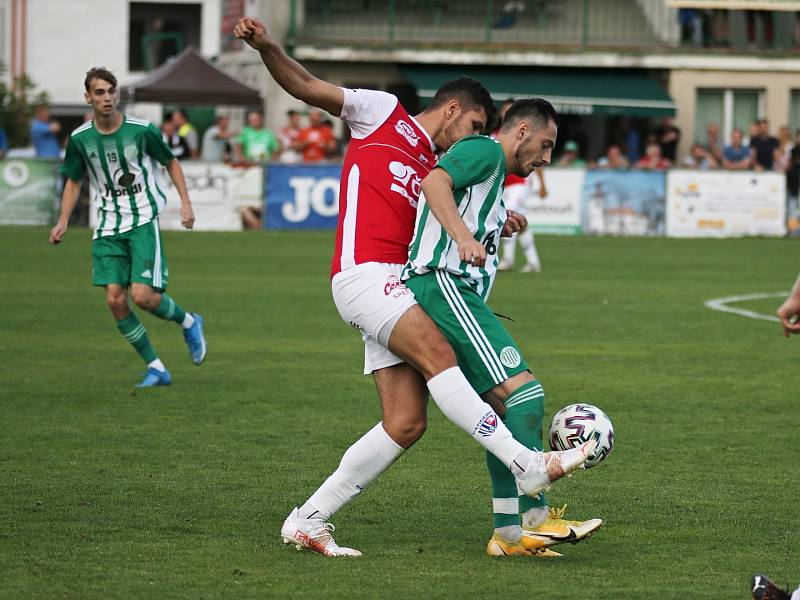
[522,504,603,548]
[486,532,562,557]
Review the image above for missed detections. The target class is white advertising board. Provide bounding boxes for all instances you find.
[666,170,786,238]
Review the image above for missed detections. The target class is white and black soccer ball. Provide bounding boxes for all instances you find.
[549,403,614,468]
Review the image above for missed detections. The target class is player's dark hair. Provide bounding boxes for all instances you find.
[84,67,117,91]
[499,98,557,133]
[428,76,497,132]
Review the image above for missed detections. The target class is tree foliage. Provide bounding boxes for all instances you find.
[0,63,50,148]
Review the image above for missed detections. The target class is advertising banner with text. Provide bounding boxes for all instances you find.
[0,159,58,225]
[265,164,340,230]
[666,170,785,238]
[528,168,584,235]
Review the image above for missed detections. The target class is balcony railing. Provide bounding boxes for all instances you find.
[289,1,800,52]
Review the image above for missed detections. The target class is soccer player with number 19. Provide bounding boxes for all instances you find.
[49,67,207,387]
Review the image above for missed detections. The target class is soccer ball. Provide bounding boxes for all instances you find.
[548,404,614,468]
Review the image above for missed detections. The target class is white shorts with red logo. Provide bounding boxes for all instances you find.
[331,261,417,374]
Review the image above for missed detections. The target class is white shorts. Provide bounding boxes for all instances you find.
[331,262,417,374]
[503,182,529,213]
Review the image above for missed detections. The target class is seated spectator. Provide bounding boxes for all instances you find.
[236,110,281,163]
[750,118,780,171]
[722,128,752,170]
[201,115,232,162]
[557,140,586,167]
[172,109,199,159]
[636,142,671,170]
[30,106,61,158]
[681,143,718,170]
[161,118,191,160]
[278,109,303,163]
[295,109,336,162]
[596,144,629,169]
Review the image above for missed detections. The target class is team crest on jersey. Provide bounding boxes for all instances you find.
[124,145,139,161]
[394,120,419,147]
[388,161,421,208]
[474,411,498,437]
[499,346,522,368]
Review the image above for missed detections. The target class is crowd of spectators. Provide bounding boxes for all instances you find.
[158,108,344,165]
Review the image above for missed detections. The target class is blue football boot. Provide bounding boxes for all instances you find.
[136,367,172,388]
[182,313,207,365]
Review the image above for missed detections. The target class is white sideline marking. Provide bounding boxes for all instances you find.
[704,292,788,323]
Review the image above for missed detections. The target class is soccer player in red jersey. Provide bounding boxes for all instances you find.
[235,17,591,557]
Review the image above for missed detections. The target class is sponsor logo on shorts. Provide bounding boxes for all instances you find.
[394,119,419,147]
[474,411,498,437]
[499,346,522,368]
[384,275,410,299]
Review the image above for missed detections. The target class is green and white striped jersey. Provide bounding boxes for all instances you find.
[404,135,507,300]
[60,114,175,239]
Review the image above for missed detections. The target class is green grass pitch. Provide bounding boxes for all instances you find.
[1,226,798,599]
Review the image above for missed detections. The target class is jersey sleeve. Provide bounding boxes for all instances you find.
[144,123,175,165]
[436,137,503,190]
[339,88,399,139]
[59,137,87,181]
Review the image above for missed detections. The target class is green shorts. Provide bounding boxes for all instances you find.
[92,219,169,290]
[405,270,529,394]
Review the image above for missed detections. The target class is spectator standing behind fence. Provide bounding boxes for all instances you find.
[704,122,723,164]
[161,118,191,160]
[277,109,303,163]
[0,122,7,159]
[31,106,61,158]
[750,118,780,171]
[681,143,718,170]
[201,115,232,162]
[557,140,586,167]
[655,117,681,163]
[172,109,199,159]
[236,110,281,163]
[786,135,800,223]
[295,109,335,162]
[596,144,629,169]
[636,142,671,170]
[776,125,793,171]
[722,128,752,170]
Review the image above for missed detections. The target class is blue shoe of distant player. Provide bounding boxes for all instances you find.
[182,313,207,365]
[136,367,172,388]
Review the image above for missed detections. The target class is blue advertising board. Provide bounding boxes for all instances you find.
[265,164,341,229]
[581,170,666,236]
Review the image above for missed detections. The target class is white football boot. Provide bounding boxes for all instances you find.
[281,507,362,557]
[515,442,592,498]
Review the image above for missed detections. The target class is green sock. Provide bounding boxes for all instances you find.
[505,380,548,514]
[485,380,548,529]
[151,293,187,325]
[116,312,158,364]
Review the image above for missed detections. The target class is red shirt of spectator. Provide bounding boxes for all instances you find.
[636,143,671,170]
[297,109,336,162]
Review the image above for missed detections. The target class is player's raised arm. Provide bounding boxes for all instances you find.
[234,17,344,117]
[420,168,486,267]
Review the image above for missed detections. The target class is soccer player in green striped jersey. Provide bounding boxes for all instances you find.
[403,98,603,557]
[49,67,207,388]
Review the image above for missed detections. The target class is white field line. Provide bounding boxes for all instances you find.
[704,292,788,323]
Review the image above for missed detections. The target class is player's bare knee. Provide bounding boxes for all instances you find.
[131,288,157,310]
[384,415,426,449]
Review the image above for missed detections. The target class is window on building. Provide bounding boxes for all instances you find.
[790,90,800,135]
[129,2,202,71]
[695,88,763,146]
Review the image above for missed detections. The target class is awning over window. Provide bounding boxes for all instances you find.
[402,66,676,118]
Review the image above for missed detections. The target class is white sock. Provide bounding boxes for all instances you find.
[501,235,516,264]
[147,358,166,372]
[302,422,404,520]
[521,506,549,528]
[427,367,529,471]
[519,229,540,268]
[181,313,195,329]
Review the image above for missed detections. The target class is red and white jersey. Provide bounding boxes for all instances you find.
[330,88,436,278]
